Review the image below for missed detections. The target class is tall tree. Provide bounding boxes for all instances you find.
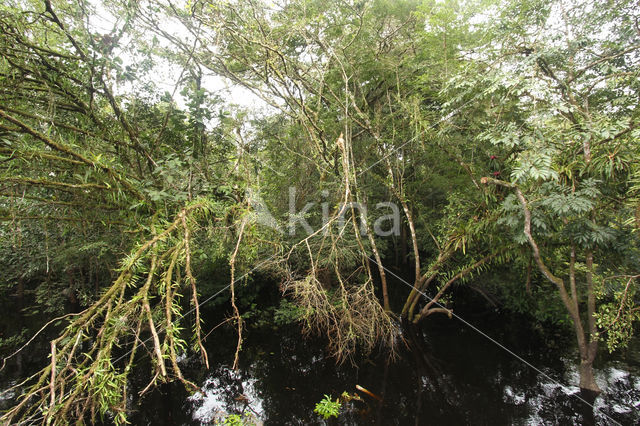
[468,0,640,392]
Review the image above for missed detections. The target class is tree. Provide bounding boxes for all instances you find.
[468,0,640,392]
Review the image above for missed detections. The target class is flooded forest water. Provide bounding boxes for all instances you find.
[127,316,640,425]
[2,291,639,425]
[133,310,640,425]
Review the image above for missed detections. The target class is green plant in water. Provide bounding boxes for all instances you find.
[314,394,341,420]
[217,412,256,425]
[340,391,362,402]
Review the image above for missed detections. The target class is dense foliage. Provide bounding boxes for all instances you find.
[0,0,638,423]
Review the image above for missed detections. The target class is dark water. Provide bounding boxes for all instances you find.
[126,313,640,425]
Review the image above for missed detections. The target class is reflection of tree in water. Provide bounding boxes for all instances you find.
[235,330,363,423]
[402,321,463,424]
[188,367,263,423]
[127,322,639,425]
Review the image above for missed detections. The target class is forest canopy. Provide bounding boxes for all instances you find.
[0,0,639,423]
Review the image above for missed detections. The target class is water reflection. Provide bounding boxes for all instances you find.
[173,316,639,425]
[189,370,264,424]
[2,308,637,424]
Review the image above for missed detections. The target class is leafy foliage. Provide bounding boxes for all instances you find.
[314,394,342,420]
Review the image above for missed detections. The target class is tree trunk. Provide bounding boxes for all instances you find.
[400,223,408,266]
[578,359,600,393]
[581,249,601,394]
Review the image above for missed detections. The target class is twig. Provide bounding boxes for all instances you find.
[0,311,83,372]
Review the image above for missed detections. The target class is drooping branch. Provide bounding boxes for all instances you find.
[283,133,398,362]
[182,211,209,369]
[229,217,248,370]
[0,201,213,425]
[0,109,146,201]
[415,249,505,322]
